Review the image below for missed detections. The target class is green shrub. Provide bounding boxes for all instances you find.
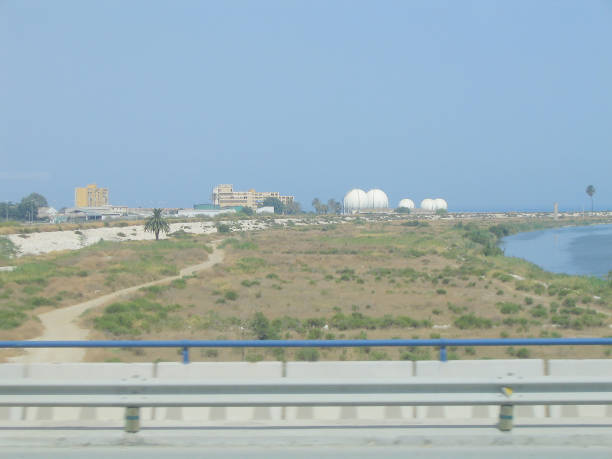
[295,349,319,361]
[530,304,548,318]
[250,312,278,340]
[245,352,264,363]
[497,302,522,314]
[215,223,231,233]
[241,279,260,288]
[400,348,431,361]
[94,298,182,336]
[235,257,266,273]
[0,309,27,329]
[516,348,531,359]
[563,297,577,308]
[170,278,187,289]
[454,314,492,329]
[224,290,238,301]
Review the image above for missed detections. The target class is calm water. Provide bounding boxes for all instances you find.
[500,224,612,278]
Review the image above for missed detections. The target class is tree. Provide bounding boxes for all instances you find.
[144,208,170,240]
[327,198,341,215]
[16,193,48,222]
[262,197,284,214]
[586,185,596,212]
[312,198,322,214]
[284,201,302,215]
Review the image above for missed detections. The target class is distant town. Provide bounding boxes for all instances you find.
[2,183,452,224]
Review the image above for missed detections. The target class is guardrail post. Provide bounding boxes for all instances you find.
[439,345,447,362]
[125,406,140,433]
[182,347,190,364]
[498,404,514,431]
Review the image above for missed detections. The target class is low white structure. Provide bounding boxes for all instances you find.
[177,208,236,218]
[256,206,274,215]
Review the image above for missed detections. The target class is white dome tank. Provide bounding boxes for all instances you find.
[343,189,367,213]
[365,189,389,209]
[434,198,448,210]
[398,198,415,209]
[420,198,435,211]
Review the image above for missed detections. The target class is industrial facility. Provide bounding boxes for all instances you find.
[343,188,390,214]
[343,188,448,214]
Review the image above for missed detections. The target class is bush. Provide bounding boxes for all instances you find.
[241,279,260,288]
[400,348,431,361]
[530,304,548,318]
[454,314,492,329]
[224,290,238,301]
[497,302,522,314]
[516,348,531,359]
[94,298,182,336]
[0,309,28,329]
[295,348,319,361]
[250,312,278,340]
[245,352,264,362]
[215,223,231,233]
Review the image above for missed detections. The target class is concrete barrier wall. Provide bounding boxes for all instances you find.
[548,359,612,418]
[285,361,413,420]
[0,359,609,425]
[155,362,283,422]
[415,360,545,419]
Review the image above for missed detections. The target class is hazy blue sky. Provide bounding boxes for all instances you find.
[1,1,611,211]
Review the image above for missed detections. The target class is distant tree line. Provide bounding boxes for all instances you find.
[261,197,302,215]
[311,198,341,215]
[0,193,48,222]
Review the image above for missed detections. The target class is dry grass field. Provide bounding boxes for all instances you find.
[0,234,212,341]
[79,217,612,362]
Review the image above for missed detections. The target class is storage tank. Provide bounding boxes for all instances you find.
[365,189,389,209]
[343,189,367,213]
[434,198,448,210]
[398,198,415,209]
[420,198,435,211]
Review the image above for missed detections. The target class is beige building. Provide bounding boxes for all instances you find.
[212,184,294,209]
[75,184,109,207]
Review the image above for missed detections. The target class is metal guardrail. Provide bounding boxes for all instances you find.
[1,377,611,432]
[2,338,612,363]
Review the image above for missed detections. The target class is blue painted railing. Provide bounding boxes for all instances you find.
[2,338,612,363]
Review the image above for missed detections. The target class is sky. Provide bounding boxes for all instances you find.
[1,1,611,212]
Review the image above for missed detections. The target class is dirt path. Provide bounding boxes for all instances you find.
[8,243,225,363]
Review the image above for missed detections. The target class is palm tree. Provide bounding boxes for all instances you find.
[586,185,596,212]
[144,208,170,240]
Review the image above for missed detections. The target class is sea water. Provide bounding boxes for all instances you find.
[500,224,612,278]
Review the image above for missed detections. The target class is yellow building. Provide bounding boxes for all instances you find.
[75,184,109,207]
[212,184,294,209]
